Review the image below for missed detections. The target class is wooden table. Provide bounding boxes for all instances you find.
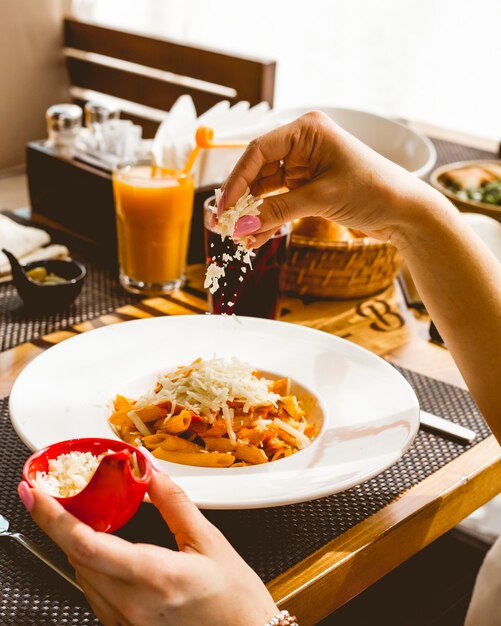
[188,265,500,624]
[2,259,500,625]
[268,127,501,624]
[1,129,500,626]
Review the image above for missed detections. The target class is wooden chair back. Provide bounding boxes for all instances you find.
[64,18,276,137]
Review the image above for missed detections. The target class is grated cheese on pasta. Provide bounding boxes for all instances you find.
[135,358,280,425]
[127,410,151,436]
[273,418,311,450]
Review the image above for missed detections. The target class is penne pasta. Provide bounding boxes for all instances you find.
[202,420,228,437]
[235,426,270,446]
[274,430,297,447]
[279,396,304,419]
[109,358,318,468]
[134,404,168,423]
[162,410,192,434]
[202,437,236,453]
[142,432,201,452]
[109,408,133,426]
[204,436,267,464]
[233,443,268,465]
[304,423,317,438]
[268,378,290,395]
[152,448,235,468]
[271,446,293,462]
[114,395,134,411]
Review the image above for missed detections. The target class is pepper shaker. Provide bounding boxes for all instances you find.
[84,101,120,130]
[85,101,121,151]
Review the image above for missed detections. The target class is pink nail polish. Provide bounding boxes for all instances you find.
[138,447,162,473]
[17,481,35,512]
[233,215,261,237]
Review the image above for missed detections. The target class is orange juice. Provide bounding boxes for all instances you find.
[112,164,194,293]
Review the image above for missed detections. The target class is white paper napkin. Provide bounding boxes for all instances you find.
[150,96,276,187]
[0,215,69,279]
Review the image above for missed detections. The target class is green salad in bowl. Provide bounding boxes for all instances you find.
[431,160,501,219]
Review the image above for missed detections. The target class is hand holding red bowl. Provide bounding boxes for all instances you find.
[18,440,279,626]
[22,438,153,532]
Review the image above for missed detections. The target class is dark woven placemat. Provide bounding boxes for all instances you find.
[0,137,497,353]
[0,136,496,623]
[0,367,491,625]
[426,137,496,176]
[0,242,141,354]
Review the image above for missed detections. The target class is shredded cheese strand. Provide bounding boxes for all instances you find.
[210,187,263,240]
[204,188,259,295]
[273,418,311,450]
[135,358,279,424]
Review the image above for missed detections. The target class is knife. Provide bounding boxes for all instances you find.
[420,410,477,444]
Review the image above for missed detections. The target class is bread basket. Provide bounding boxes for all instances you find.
[283,229,401,300]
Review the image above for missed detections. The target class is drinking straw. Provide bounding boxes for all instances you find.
[181,126,249,175]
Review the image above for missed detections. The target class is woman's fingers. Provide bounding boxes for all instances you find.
[21,483,139,578]
[147,472,217,553]
[219,122,297,213]
[246,183,329,240]
[76,571,124,626]
[259,160,282,179]
[249,169,286,198]
[241,227,281,249]
[220,111,334,216]
[75,565,135,625]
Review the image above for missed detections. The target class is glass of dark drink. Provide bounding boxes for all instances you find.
[203,196,291,319]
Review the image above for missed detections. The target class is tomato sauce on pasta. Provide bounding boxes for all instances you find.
[108,358,318,468]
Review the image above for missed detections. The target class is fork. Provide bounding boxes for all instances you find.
[0,513,82,592]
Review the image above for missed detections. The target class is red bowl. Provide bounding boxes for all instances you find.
[23,438,152,532]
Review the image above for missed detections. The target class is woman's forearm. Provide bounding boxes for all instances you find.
[393,191,501,440]
[219,113,501,441]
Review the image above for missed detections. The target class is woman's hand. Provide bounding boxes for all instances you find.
[18,471,278,626]
[220,111,501,433]
[220,110,444,248]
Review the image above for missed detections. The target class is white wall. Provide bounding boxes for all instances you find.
[71,0,501,141]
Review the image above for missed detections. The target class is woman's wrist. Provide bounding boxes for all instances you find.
[386,183,461,253]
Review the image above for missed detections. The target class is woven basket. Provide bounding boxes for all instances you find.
[283,234,401,299]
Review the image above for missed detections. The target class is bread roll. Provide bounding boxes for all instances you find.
[441,165,500,189]
[293,217,352,241]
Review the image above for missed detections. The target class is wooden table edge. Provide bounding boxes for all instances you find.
[267,435,501,625]
[3,128,499,624]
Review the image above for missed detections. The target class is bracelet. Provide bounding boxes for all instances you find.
[265,609,299,626]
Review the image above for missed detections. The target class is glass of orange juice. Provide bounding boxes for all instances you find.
[112,161,194,295]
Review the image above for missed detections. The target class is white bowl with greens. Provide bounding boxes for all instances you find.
[431,160,501,222]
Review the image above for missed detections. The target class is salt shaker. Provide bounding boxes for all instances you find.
[45,104,83,157]
[85,101,120,150]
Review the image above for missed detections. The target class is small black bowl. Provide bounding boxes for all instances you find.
[3,249,86,312]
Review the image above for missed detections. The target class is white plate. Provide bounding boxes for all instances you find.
[463,213,501,263]
[9,316,419,509]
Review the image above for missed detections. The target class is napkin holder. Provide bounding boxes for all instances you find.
[26,140,214,264]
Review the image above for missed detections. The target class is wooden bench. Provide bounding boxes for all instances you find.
[27,18,276,261]
[63,17,276,136]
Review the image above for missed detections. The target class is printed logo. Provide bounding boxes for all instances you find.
[356,300,405,332]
